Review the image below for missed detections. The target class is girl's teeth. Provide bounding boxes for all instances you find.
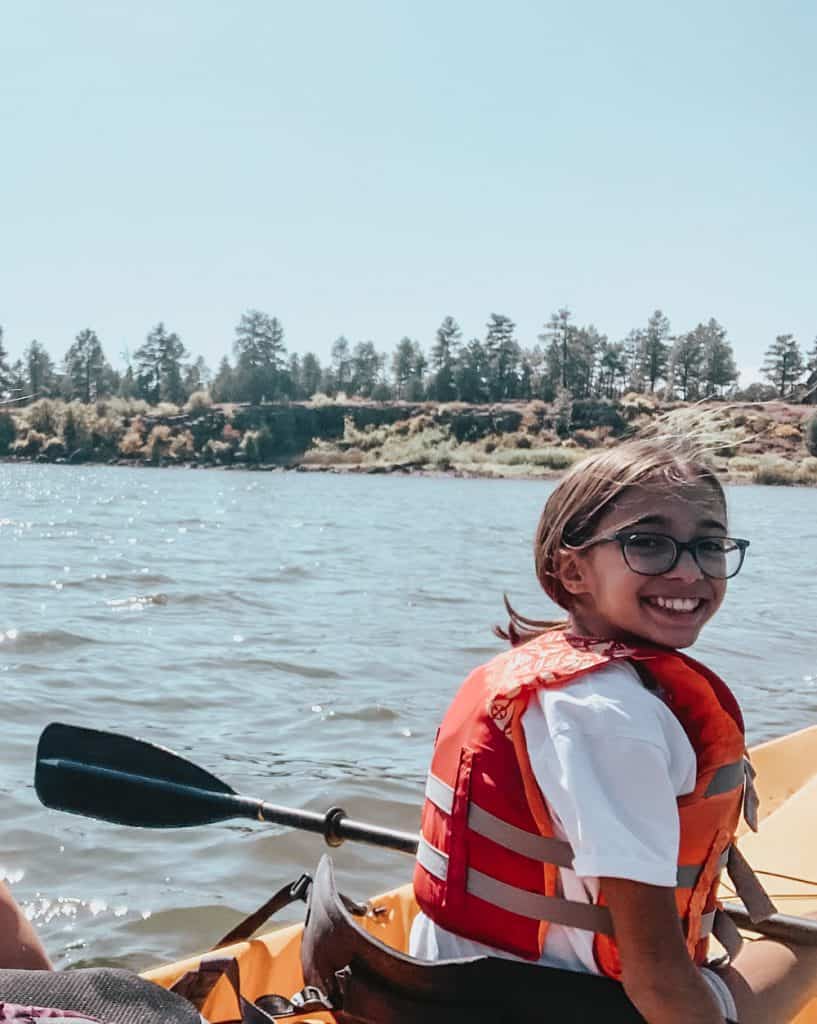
[648,597,701,612]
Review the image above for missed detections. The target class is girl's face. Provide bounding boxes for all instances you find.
[560,482,729,649]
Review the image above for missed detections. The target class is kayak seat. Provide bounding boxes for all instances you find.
[301,855,651,1024]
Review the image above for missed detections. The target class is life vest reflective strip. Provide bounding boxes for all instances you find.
[417,771,723,939]
[413,631,773,976]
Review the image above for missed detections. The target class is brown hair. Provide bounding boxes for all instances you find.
[496,438,726,646]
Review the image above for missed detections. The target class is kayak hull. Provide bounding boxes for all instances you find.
[145,726,817,1023]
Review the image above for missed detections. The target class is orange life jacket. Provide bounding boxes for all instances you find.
[413,630,772,979]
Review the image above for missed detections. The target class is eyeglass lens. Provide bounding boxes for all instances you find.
[622,534,743,579]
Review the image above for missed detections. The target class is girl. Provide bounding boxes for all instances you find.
[410,439,817,1023]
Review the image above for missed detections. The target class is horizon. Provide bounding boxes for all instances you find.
[2,2,815,386]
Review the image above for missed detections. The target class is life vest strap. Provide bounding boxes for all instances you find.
[417,836,718,940]
[418,836,614,935]
[427,772,727,887]
[704,760,746,798]
[426,772,576,867]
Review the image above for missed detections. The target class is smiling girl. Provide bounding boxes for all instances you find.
[410,439,817,1023]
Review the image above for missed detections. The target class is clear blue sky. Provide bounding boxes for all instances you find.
[1,1,815,382]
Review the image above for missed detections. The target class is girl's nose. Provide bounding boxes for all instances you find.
[665,548,704,582]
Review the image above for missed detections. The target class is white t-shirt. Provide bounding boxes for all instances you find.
[410,661,737,1019]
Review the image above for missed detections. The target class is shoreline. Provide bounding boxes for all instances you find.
[3,396,816,487]
[2,454,813,487]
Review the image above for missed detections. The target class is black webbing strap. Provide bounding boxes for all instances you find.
[171,955,334,1022]
[213,874,313,950]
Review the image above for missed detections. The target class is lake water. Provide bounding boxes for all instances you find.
[1,463,816,971]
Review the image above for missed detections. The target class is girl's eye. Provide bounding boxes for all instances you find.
[628,534,662,550]
[697,538,728,554]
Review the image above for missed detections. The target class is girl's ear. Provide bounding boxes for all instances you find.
[555,548,591,597]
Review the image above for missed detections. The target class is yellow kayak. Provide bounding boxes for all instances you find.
[145,726,817,1024]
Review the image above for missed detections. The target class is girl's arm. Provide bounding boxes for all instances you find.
[603,877,725,1024]
[0,880,51,969]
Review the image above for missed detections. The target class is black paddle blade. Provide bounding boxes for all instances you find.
[35,722,246,828]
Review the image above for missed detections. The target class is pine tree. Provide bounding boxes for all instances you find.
[211,356,236,402]
[391,338,426,400]
[233,311,286,403]
[637,310,671,392]
[429,316,462,400]
[567,326,603,398]
[666,329,704,401]
[761,335,806,395]
[699,319,738,397]
[483,313,520,400]
[24,340,56,397]
[300,353,322,398]
[0,327,11,396]
[539,308,574,393]
[597,340,628,399]
[183,356,212,397]
[329,336,352,394]
[134,323,187,405]
[623,329,645,392]
[64,328,106,403]
[454,339,489,403]
[350,341,383,398]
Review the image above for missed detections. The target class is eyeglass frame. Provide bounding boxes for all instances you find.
[573,530,750,580]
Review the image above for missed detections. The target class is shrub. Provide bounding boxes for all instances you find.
[203,439,234,464]
[727,455,760,476]
[553,388,573,438]
[570,398,626,434]
[752,456,796,486]
[24,399,63,436]
[107,397,151,417]
[119,427,145,457]
[63,403,93,452]
[169,430,195,461]
[242,430,261,463]
[0,412,16,454]
[795,456,817,485]
[143,424,172,462]
[309,392,336,407]
[620,392,660,420]
[153,402,181,417]
[91,414,125,451]
[11,430,47,456]
[806,413,817,457]
[184,390,212,414]
[770,422,802,441]
[41,436,67,461]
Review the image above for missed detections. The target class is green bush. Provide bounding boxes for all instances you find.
[806,413,817,457]
[570,398,626,434]
[0,412,16,454]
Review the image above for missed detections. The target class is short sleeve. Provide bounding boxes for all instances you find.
[521,662,696,887]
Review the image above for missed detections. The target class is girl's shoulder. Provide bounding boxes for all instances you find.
[534,660,688,747]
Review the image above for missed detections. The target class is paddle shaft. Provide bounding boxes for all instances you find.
[40,758,419,855]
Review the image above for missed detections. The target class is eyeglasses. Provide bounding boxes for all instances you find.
[580,531,750,579]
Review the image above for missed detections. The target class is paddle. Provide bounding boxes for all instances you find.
[35,722,817,946]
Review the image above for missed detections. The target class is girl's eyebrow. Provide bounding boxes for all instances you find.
[697,517,728,532]
[620,514,728,532]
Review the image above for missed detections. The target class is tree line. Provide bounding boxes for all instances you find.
[1,309,815,408]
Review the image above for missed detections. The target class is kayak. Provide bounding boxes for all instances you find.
[144,725,817,1023]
